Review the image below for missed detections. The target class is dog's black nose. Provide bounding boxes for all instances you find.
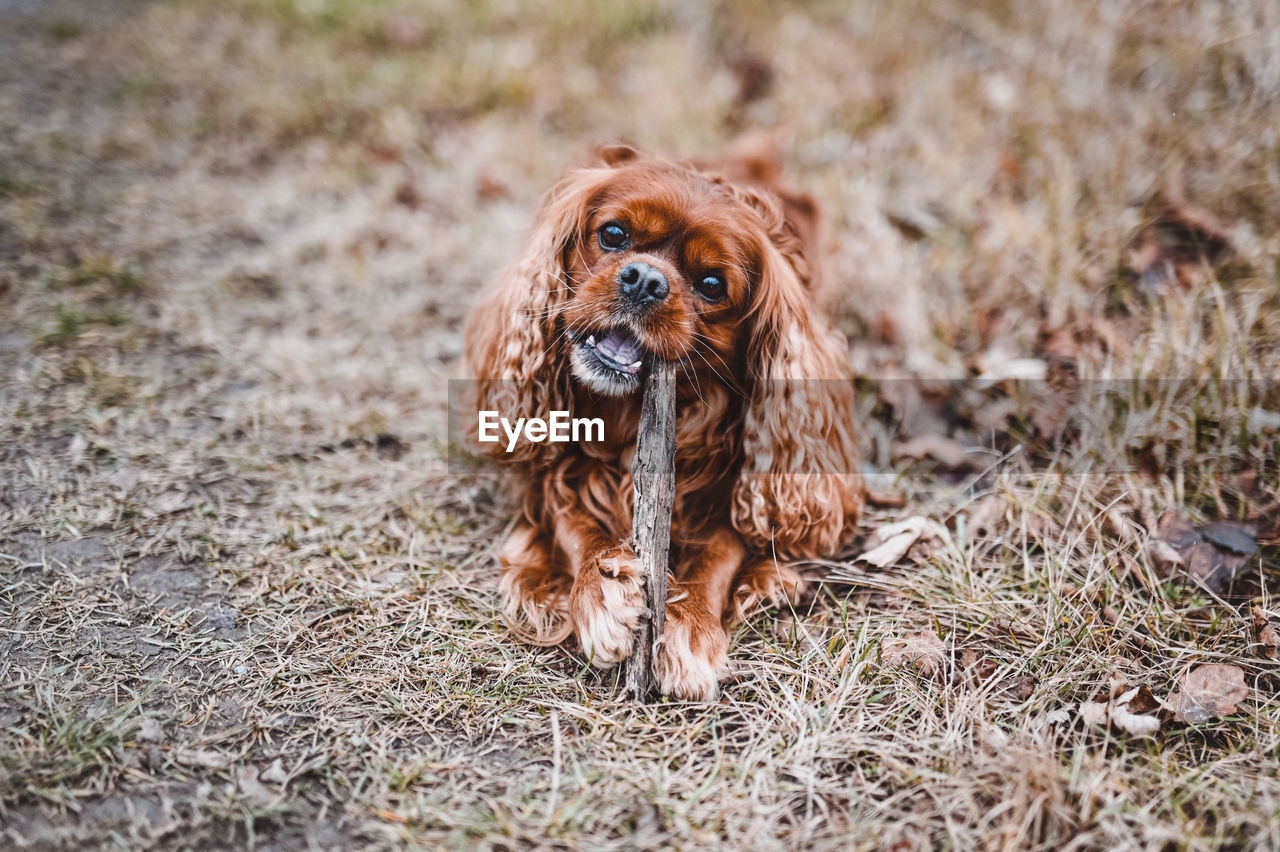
[618,262,669,305]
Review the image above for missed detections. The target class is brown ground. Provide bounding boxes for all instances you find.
[1,1,1278,849]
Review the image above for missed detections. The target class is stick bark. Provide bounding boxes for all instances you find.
[624,360,677,701]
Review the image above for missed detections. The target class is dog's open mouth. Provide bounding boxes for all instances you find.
[570,328,649,394]
[582,329,646,375]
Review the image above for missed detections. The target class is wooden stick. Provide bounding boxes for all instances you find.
[624,360,678,701]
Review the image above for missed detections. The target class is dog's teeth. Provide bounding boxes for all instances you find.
[627,360,642,373]
[586,335,596,346]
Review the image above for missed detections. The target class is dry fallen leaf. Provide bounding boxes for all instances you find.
[1109,687,1164,736]
[1199,521,1259,555]
[1078,679,1163,737]
[856,517,948,568]
[1043,708,1073,728]
[1150,512,1200,564]
[892,435,973,470]
[883,630,946,678]
[956,648,999,687]
[260,757,288,785]
[951,648,1035,697]
[1009,675,1037,701]
[1078,700,1109,727]
[1148,511,1258,594]
[1167,664,1250,724]
[1146,538,1185,572]
[1252,607,1279,661]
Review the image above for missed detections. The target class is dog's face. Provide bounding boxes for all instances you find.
[558,161,758,396]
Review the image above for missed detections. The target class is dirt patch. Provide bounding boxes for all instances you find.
[126,555,217,609]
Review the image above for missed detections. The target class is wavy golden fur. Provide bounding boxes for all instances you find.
[465,144,863,699]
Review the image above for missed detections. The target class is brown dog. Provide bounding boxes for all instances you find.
[465,145,862,699]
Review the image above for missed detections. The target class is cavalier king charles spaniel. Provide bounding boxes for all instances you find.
[465,144,863,700]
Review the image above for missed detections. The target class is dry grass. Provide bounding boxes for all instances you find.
[1,0,1278,848]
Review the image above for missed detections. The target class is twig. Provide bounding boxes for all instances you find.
[625,360,678,701]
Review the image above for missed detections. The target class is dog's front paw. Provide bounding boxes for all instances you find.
[569,546,646,667]
[653,597,729,701]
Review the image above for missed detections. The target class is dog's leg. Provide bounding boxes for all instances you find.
[652,526,749,700]
[727,558,803,624]
[498,521,573,646]
[555,512,647,668]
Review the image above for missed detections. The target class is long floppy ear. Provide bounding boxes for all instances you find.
[730,189,864,559]
[464,167,603,465]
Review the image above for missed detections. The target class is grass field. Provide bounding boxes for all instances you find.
[1,0,1278,848]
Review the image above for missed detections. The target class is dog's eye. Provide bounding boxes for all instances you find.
[598,222,629,251]
[694,273,726,302]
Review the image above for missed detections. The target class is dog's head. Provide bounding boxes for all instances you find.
[551,148,767,395]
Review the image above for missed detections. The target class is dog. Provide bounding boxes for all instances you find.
[465,143,863,699]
